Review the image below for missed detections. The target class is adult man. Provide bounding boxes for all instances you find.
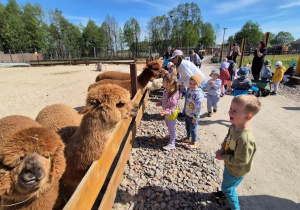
[189,49,202,68]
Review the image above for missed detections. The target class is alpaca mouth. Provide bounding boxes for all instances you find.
[19,176,42,188]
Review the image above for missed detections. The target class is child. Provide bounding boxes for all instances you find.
[156,73,180,150]
[231,66,252,96]
[220,58,230,96]
[283,62,296,82]
[213,95,261,210]
[271,61,286,95]
[167,62,177,74]
[226,60,236,94]
[203,69,222,117]
[180,74,205,149]
[260,60,272,80]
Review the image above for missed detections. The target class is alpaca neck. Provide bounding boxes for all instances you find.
[137,69,154,88]
[68,116,115,170]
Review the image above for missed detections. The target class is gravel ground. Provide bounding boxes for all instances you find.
[112,89,227,210]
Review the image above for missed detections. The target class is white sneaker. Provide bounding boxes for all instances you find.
[163,144,176,150]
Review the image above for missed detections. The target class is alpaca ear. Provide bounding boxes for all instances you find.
[78,104,93,114]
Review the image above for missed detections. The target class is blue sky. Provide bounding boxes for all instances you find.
[3,0,300,44]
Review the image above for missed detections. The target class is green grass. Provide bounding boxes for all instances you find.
[240,54,299,69]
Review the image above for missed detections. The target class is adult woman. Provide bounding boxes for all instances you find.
[251,41,267,80]
[227,43,241,63]
[171,50,206,116]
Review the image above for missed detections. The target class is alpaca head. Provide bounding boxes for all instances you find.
[79,84,139,126]
[0,127,65,202]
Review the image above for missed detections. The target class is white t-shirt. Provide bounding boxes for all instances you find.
[178,60,206,87]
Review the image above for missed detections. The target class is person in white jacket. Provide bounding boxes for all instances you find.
[171,50,206,117]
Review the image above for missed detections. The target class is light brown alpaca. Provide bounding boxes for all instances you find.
[0,116,66,210]
[36,84,139,200]
[89,66,158,96]
[95,60,166,82]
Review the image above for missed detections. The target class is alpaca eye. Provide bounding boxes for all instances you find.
[116,102,125,107]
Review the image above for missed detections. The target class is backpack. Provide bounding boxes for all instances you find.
[198,52,203,60]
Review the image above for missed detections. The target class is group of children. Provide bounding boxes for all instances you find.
[154,54,299,209]
[156,64,262,209]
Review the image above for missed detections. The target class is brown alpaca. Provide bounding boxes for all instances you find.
[0,116,66,210]
[89,66,157,96]
[95,60,166,82]
[36,84,139,200]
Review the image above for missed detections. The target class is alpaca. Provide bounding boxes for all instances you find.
[0,116,66,210]
[0,115,41,142]
[36,84,139,200]
[95,60,165,82]
[89,66,156,96]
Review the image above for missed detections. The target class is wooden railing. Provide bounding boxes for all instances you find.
[63,64,150,209]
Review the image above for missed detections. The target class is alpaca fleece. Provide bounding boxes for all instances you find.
[0,116,65,210]
[36,84,139,201]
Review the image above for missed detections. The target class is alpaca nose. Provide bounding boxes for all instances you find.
[21,157,45,182]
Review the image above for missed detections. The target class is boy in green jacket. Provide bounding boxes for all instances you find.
[214,95,261,210]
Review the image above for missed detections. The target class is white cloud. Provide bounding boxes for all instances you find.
[214,0,260,14]
[278,1,300,9]
[260,19,300,39]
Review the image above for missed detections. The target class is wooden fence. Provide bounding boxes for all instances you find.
[62,63,150,209]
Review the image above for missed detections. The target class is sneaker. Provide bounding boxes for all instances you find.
[178,113,185,117]
[180,137,191,143]
[213,108,217,113]
[163,144,176,150]
[185,142,197,149]
[211,190,226,199]
[208,112,212,117]
[270,91,277,95]
[220,93,224,97]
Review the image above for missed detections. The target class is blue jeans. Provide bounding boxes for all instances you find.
[221,166,244,210]
[184,115,199,143]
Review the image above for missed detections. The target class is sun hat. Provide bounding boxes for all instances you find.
[289,62,296,66]
[264,60,271,64]
[190,74,203,87]
[210,69,220,77]
[237,66,250,76]
[170,50,183,59]
[274,61,282,67]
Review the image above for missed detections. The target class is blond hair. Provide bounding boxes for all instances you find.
[163,73,178,98]
[232,95,261,116]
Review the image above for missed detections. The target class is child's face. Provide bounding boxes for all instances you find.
[162,79,173,90]
[228,102,250,125]
[211,73,219,80]
[275,65,280,69]
[189,79,198,91]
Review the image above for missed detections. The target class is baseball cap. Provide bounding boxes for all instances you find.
[274,61,282,67]
[170,50,183,59]
[289,62,296,66]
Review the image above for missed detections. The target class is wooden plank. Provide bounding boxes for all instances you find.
[63,88,145,210]
[219,43,224,63]
[98,90,149,210]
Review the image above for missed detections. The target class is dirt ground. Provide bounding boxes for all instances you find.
[0,58,299,209]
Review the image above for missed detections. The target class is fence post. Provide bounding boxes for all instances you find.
[295,56,300,77]
[9,49,14,63]
[264,32,270,48]
[219,44,224,63]
[130,63,138,97]
[238,38,246,68]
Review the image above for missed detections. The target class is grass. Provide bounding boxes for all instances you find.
[240,54,299,69]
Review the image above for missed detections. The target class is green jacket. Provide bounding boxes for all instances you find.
[221,124,256,177]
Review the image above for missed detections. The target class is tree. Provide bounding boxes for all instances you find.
[0,3,6,50]
[270,31,294,45]
[123,18,141,56]
[199,22,215,48]
[1,0,24,52]
[234,21,264,47]
[82,19,102,56]
[22,3,47,52]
